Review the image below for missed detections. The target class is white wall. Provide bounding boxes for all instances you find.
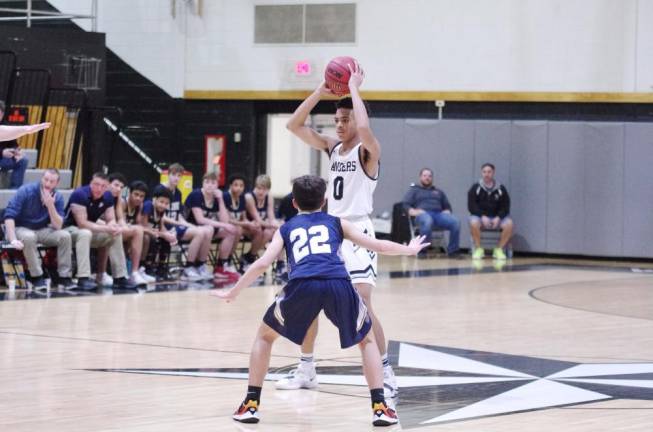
[49,0,653,96]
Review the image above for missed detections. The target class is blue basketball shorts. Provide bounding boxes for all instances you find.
[263,278,372,349]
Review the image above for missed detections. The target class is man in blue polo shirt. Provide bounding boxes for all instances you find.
[64,172,137,290]
[4,169,75,290]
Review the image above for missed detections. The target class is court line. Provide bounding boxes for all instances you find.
[0,329,359,364]
[528,275,653,323]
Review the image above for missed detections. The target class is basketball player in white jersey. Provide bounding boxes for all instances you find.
[283,62,398,398]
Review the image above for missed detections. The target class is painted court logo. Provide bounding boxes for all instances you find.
[91,341,653,428]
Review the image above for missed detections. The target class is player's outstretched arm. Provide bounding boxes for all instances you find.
[286,81,338,152]
[347,63,380,168]
[341,219,429,256]
[0,122,50,142]
[211,230,285,302]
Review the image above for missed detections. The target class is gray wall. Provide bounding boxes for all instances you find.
[371,118,652,258]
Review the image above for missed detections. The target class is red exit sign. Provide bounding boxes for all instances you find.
[294,60,312,76]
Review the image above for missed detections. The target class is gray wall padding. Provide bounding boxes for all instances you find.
[370,118,652,258]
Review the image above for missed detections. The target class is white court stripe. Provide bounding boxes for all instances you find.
[398,343,534,378]
[548,364,653,379]
[421,379,611,425]
[558,378,653,389]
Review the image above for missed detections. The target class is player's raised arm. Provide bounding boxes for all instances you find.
[286,81,338,152]
[211,230,285,301]
[341,218,429,256]
[0,122,50,142]
[348,63,380,171]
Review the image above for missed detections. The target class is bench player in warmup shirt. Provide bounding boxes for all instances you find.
[183,172,240,280]
[102,173,153,286]
[223,174,265,271]
[212,175,428,426]
[244,174,286,279]
[285,62,399,398]
[140,187,179,280]
[155,163,214,282]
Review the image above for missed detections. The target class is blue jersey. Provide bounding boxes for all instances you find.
[223,191,246,220]
[247,192,268,220]
[280,212,350,280]
[185,188,219,224]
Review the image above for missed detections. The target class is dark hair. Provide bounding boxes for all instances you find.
[481,163,495,171]
[0,100,5,112]
[168,163,185,175]
[419,167,433,176]
[153,185,173,201]
[129,180,148,194]
[335,97,371,115]
[292,175,326,211]
[109,172,127,185]
[92,171,109,181]
[228,173,246,186]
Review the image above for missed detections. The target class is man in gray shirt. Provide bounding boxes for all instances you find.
[402,168,461,258]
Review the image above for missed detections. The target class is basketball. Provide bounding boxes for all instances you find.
[325,56,357,96]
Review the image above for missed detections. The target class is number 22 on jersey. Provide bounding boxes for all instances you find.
[290,225,332,262]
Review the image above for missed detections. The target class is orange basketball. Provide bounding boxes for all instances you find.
[325,56,356,96]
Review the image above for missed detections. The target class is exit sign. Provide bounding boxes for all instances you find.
[294,60,312,76]
[6,107,28,124]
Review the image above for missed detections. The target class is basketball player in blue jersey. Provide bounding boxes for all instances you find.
[213,175,428,426]
[285,62,399,397]
[223,174,266,271]
[184,172,240,280]
[244,174,286,278]
[156,163,214,281]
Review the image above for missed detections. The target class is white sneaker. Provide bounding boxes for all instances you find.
[225,263,239,274]
[138,267,156,283]
[197,264,213,280]
[97,272,113,287]
[275,362,318,390]
[180,267,202,282]
[383,365,398,399]
[129,271,148,286]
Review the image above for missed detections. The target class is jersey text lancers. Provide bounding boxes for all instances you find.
[331,160,357,172]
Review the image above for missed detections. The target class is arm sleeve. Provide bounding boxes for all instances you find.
[142,200,153,216]
[55,193,65,217]
[3,187,24,220]
[402,188,415,210]
[468,185,481,216]
[498,186,510,219]
[441,191,452,212]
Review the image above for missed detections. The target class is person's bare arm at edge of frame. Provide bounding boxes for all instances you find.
[210,230,284,302]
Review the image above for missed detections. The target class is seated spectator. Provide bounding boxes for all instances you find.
[63,172,138,290]
[3,169,75,290]
[155,162,214,282]
[104,174,153,285]
[140,187,179,281]
[402,168,461,258]
[245,174,286,278]
[223,174,265,271]
[184,172,240,280]
[468,163,513,261]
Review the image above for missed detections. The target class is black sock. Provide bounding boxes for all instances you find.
[370,388,385,405]
[243,252,256,263]
[244,385,262,404]
[196,260,205,267]
[217,258,227,267]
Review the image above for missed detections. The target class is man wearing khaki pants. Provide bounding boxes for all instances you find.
[63,172,138,290]
[3,169,75,290]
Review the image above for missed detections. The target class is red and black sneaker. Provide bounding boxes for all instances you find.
[233,399,259,423]
[372,401,398,426]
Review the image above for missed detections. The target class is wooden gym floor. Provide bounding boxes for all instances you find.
[1,256,652,431]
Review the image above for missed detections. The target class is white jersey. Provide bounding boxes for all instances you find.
[327,142,378,219]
